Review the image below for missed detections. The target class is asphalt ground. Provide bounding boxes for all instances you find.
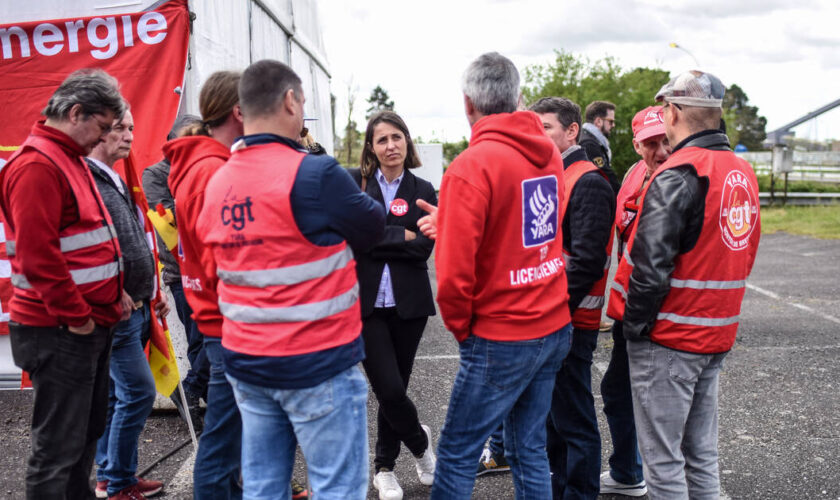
[1,231,838,499]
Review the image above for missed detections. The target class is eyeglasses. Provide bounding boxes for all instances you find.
[605,119,615,125]
[86,114,113,135]
[663,101,682,112]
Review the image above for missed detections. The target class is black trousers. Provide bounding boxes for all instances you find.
[361,307,428,472]
[10,322,113,500]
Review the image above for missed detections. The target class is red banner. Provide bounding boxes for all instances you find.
[0,0,190,170]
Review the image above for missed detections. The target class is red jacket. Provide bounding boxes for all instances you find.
[196,142,362,356]
[436,111,571,342]
[0,122,122,327]
[606,160,647,321]
[164,136,228,338]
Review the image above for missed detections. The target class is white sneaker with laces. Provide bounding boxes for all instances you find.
[599,470,648,497]
[414,424,436,486]
[373,470,403,500]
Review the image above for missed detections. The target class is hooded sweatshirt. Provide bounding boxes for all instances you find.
[435,111,571,342]
[163,136,229,337]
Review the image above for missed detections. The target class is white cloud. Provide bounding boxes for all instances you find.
[318,0,840,145]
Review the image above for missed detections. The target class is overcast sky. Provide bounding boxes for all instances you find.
[317,0,840,147]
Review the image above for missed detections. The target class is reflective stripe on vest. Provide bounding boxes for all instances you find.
[579,294,605,309]
[6,224,116,257]
[217,247,353,288]
[670,278,745,290]
[656,311,740,327]
[219,283,359,324]
[611,281,627,300]
[622,248,633,267]
[11,260,121,289]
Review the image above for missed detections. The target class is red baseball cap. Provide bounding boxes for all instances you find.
[632,106,665,142]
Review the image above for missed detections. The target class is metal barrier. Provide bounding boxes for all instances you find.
[759,192,840,206]
[739,152,840,182]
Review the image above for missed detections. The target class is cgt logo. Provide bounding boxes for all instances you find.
[522,175,558,248]
[719,170,758,251]
[221,196,255,231]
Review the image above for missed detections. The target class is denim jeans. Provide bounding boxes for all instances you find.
[600,321,644,484]
[194,336,242,500]
[170,282,209,398]
[227,365,369,500]
[10,322,112,500]
[431,324,572,500]
[627,340,726,500]
[547,328,601,500]
[95,305,156,495]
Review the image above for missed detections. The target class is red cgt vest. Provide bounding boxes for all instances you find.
[611,146,760,353]
[197,142,362,357]
[1,134,123,309]
[561,160,613,330]
[606,160,647,321]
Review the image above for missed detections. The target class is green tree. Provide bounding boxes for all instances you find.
[522,50,670,179]
[335,81,363,166]
[365,85,395,119]
[722,84,767,151]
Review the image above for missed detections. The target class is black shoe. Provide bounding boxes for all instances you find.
[476,447,510,476]
[170,390,204,435]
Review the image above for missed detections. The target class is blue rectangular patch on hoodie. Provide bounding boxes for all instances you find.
[522,175,558,248]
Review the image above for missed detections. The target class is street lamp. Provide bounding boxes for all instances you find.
[669,42,700,67]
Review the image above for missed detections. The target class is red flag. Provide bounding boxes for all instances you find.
[0,0,191,170]
[119,151,180,396]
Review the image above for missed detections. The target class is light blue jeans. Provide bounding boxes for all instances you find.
[627,339,726,500]
[226,365,369,500]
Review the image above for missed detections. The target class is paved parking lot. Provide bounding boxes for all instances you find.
[1,231,838,499]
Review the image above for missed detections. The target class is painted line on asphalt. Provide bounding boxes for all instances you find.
[167,447,196,497]
[744,344,840,351]
[747,283,840,325]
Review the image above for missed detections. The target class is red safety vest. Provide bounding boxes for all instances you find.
[561,160,613,330]
[1,134,123,307]
[606,160,647,321]
[611,146,760,353]
[197,142,362,357]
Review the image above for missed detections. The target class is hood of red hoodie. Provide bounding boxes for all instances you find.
[469,111,558,169]
[162,136,231,193]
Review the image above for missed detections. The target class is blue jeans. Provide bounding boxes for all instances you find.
[431,324,572,500]
[547,328,601,499]
[170,282,209,398]
[227,365,369,500]
[600,321,644,484]
[95,305,156,495]
[194,336,242,499]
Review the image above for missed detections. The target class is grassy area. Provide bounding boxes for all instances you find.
[761,204,840,239]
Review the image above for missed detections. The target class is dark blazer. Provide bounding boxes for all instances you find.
[349,167,437,319]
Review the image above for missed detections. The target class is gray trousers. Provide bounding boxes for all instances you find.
[627,339,727,500]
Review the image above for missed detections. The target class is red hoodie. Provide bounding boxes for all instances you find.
[436,111,571,342]
[163,136,229,337]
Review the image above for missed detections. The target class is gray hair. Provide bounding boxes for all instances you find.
[462,52,520,115]
[42,69,125,121]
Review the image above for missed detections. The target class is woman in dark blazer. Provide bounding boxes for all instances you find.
[350,111,437,500]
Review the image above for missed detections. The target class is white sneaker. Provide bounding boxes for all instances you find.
[414,424,436,486]
[600,470,648,497]
[373,470,403,500]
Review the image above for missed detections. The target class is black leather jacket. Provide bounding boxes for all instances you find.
[623,130,730,340]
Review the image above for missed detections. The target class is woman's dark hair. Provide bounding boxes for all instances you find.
[360,111,422,178]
